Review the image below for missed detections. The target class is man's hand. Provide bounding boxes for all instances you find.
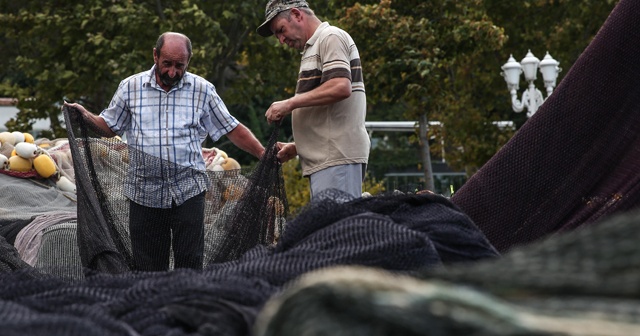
[276,142,297,163]
[62,101,88,122]
[61,101,117,138]
[265,99,293,124]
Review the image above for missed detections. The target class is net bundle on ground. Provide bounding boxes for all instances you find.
[254,208,640,336]
[0,189,500,335]
[0,0,640,334]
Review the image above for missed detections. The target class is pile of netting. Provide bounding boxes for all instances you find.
[1,0,640,334]
[255,208,640,336]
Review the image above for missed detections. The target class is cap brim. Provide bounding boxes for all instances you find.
[257,19,274,37]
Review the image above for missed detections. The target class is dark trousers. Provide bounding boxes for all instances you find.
[129,191,205,272]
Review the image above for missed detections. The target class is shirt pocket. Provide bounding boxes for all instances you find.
[174,108,203,135]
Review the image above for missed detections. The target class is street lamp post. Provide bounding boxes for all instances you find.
[501,50,561,118]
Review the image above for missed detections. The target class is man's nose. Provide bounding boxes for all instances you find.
[168,67,178,77]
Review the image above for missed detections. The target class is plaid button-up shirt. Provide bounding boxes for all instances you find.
[100,66,239,208]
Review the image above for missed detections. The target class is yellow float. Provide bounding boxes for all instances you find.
[221,158,241,171]
[223,184,244,201]
[23,133,35,144]
[8,155,32,172]
[34,154,58,178]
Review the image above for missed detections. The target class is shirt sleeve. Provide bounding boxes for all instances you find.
[99,81,130,137]
[202,87,239,142]
[319,32,353,84]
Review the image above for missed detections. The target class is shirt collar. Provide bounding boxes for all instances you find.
[303,22,330,53]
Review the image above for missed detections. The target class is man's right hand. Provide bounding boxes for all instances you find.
[61,101,116,138]
[62,101,87,122]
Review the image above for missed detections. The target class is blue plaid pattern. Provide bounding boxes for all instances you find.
[100,66,239,208]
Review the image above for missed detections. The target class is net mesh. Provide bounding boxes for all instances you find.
[64,106,288,273]
[1,0,640,334]
[254,207,640,336]
[450,0,640,253]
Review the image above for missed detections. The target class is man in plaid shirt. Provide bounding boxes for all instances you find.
[65,32,265,271]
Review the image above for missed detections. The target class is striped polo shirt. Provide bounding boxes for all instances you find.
[292,22,370,176]
[100,66,239,208]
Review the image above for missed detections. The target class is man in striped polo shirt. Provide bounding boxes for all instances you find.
[257,0,371,201]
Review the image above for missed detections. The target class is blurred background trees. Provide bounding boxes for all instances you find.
[0,0,620,204]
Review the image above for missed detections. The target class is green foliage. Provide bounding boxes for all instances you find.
[0,0,621,175]
[486,0,619,131]
[486,0,618,68]
[281,159,310,216]
[338,0,510,173]
[0,0,296,165]
[333,0,617,174]
[363,174,386,196]
[0,0,158,137]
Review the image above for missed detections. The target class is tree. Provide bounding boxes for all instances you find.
[0,1,161,138]
[0,0,297,165]
[333,0,618,176]
[337,0,511,176]
[0,0,621,175]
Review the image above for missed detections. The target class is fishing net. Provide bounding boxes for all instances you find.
[0,0,640,334]
[254,207,640,336]
[62,105,289,274]
[449,0,640,253]
[0,187,498,335]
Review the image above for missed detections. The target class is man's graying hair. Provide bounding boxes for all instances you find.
[155,32,193,59]
[274,6,315,22]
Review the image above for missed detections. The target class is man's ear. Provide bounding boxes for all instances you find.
[291,8,303,21]
[153,48,159,63]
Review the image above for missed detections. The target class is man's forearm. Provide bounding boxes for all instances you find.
[84,113,117,138]
[289,77,351,110]
[65,102,116,138]
[227,124,265,158]
[265,77,352,124]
